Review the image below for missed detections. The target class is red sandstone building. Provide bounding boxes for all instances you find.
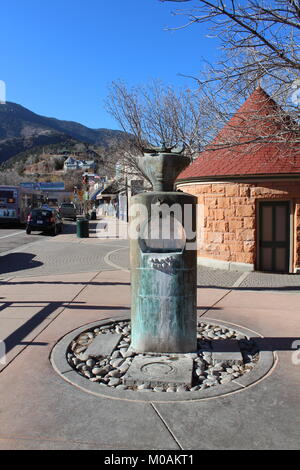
[177,87,300,274]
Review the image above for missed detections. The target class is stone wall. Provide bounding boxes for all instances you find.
[177,180,300,272]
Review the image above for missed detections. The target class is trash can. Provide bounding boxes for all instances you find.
[77,218,89,238]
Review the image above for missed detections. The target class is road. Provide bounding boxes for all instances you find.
[0,226,49,254]
[0,220,129,279]
[0,221,78,255]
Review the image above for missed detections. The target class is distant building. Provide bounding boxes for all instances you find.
[80,160,96,171]
[64,156,96,172]
[64,156,79,171]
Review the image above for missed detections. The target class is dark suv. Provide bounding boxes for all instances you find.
[26,206,63,236]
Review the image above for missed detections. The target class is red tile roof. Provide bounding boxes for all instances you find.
[178,87,300,181]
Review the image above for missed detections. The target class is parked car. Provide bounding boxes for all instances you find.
[26,206,63,236]
[58,202,77,221]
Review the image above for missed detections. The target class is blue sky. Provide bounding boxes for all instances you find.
[1,0,220,129]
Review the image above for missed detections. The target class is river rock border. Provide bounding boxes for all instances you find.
[51,315,275,403]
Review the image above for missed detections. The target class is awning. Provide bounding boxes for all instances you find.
[96,194,117,200]
[90,188,104,201]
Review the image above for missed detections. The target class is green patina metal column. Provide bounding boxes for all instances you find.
[130,149,197,353]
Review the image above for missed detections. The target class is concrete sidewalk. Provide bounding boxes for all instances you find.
[0,236,300,449]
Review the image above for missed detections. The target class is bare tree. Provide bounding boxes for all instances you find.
[104,79,225,189]
[95,137,145,188]
[161,1,300,88]
[105,79,215,157]
[161,0,300,152]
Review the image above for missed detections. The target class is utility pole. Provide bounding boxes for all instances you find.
[82,174,90,218]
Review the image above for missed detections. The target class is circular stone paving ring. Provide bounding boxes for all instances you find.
[50,315,276,403]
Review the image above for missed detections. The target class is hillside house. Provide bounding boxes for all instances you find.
[64,156,95,172]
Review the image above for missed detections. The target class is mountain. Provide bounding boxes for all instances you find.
[0,102,126,164]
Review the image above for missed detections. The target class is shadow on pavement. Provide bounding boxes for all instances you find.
[0,294,298,361]
[252,337,300,351]
[1,301,64,355]
[60,221,77,234]
[60,220,99,234]
[209,337,300,352]
[0,222,25,230]
[3,278,296,293]
[0,280,130,286]
[0,253,43,275]
[0,300,130,357]
[197,284,300,292]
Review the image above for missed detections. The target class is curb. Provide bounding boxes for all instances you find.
[50,315,275,404]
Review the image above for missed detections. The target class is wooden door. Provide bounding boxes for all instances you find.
[258,201,290,273]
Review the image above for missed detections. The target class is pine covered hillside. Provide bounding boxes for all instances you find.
[0,102,127,164]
